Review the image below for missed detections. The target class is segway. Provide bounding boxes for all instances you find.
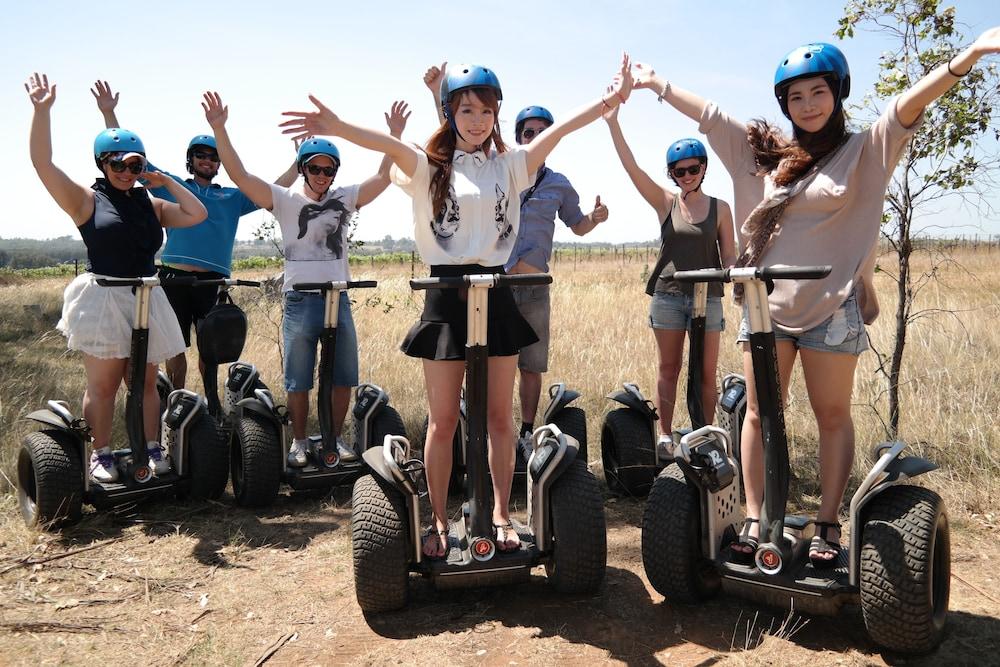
[225,280,407,507]
[351,273,606,613]
[641,265,950,655]
[601,282,712,497]
[17,276,229,529]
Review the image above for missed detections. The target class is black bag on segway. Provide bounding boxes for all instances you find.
[196,290,247,364]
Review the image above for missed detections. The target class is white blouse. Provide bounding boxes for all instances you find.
[392,147,530,266]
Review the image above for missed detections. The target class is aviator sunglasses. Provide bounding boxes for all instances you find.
[193,151,220,162]
[305,164,337,177]
[670,164,703,178]
[106,159,146,175]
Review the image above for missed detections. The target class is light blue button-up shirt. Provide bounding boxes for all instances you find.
[504,167,585,273]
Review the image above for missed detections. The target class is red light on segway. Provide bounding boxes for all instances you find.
[761,550,778,568]
[134,466,151,483]
[324,453,338,467]
[471,537,495,562]
[755,546,783,575]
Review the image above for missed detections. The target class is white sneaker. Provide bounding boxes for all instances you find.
[336,436,359,463]
[147,442,171,475]
[287,440,309,467]
[656,434,674,460]
[89,447,119,483]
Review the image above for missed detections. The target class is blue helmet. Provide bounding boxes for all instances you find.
[666,138,707,167]
[440,64,503,125]
[296,138,341,169]
[515,106,554,139]
[774,42,851,118]
[187,134,217,151]
[94,128,145,158]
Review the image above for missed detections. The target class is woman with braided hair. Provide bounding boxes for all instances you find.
[632,29,1000,567]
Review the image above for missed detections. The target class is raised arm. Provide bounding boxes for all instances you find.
[602,100,670,218]
[91,79,121,128]
[273,138,300,188]
[357,100,411,208]
[423,62,446,125]
[203,91,275,210]
[522,53,633,175]
[26,73,93,226]
[280,95,420,178]
[145,171,207,228]
[895,26,1000,128]
[631,62,710,124]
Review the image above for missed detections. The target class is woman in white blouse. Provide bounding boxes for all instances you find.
[281,56,632,559]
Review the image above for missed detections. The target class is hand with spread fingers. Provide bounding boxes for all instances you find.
[385,100,411,139]
[201,91,229,130]
[25,72,57,109]
[280,95,341,142]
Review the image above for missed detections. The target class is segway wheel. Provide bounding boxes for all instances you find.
[358,406,407,451]
[859,485,950,654]
[231,412,282,507]
[351,474,410,613]
[642,464,720,602]
[601,408,659,497]
[185,412,229,500]
[550,406,589,463]
[17,431,84,529]
[545,460,607,593]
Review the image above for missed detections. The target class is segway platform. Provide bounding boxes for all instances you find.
[282,436,366,490]
[422,519,538,589]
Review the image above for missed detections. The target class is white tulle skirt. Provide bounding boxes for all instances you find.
[57,273,185,362]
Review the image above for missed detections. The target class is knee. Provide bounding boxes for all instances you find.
[658,361,681,384]
[428,411,459,441]
[813,404,853,432]
[486,410,513,437]
[86,374,120,401]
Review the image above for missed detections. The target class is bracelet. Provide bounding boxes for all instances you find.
[601,97,611,110]
[657,81,671,103]
[947,56,970,78]
[616,91,627,105]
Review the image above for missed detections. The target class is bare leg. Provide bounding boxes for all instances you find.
[737,340,797,553]
[81,355,128,449]
[517,369,542,428]
[165,352,187,391]
[800,348,858,560]
[652,328,686,436]
[422,359,464,556]
[286,391,310,440]
[700,331,722,424]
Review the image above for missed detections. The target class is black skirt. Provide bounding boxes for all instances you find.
[401,264,539,360]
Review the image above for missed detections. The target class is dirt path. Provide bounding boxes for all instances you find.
[1,493,998,666]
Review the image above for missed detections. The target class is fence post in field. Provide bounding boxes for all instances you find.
[411,251,415,278]
[74,259,79,276]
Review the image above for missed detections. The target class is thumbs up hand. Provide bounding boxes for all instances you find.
[591,195,608,224]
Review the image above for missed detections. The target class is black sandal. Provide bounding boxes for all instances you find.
[494,521,521,553]
[730,517,759,564]
[422,526,448,559]
[809,520,842,569]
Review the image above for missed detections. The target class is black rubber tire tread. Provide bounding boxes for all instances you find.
[860,485,950,654]
[18,430,84,529]
[351,474,410,613]
[641,464,720,602]
[186,412,230,500]
[545,460,607,593]
[231,412,282,507]
[550,406,589,463]
[601,408,659,497]
[366,407,407,451]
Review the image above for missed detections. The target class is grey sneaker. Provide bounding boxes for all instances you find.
[336,436,359,463]
[287,440,309,467]
[147,443,170,475]
[656,434,673,460]
[89,448,119,483]
[516,433,534,463]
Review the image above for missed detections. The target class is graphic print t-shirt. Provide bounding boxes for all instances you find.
[269,183,360,291]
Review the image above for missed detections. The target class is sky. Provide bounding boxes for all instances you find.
[2,1,998,245]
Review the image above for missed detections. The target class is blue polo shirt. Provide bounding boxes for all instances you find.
[504,167,585,273]
[148,162,259,276]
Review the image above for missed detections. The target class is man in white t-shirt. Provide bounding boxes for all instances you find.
[203,91,409,464]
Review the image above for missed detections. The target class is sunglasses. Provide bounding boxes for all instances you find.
[670,164,703,178]
[521,127,546,140]
[305,164,337,177]
[106,159,146,175]
[193,151,220,162]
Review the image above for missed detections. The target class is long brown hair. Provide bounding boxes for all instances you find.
[425,88,507,218]
[747,109,847,187]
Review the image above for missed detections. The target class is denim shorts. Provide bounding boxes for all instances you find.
[649,293,725,332]
[511,283,550,373]
[282,290,359,392]
[736,290,870,356]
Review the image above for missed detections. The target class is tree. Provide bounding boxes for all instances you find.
[837,1,1000,437]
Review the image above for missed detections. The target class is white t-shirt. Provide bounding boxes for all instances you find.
[269,183,360,291]
[391,148,530,266]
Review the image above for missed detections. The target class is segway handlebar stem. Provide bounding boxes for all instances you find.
[409,273,552,290]
[292,280,378,292]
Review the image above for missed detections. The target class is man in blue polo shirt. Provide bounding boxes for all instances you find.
[421,65,609,455]
[93,80,297,389]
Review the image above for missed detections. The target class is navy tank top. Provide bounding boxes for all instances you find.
[78,179,163,277]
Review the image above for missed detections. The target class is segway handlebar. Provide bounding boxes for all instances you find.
[291,280,378,292]
[672,265,832,284]
[96,276,198,288]
[194,278,262,288]
[409,273,552,290]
